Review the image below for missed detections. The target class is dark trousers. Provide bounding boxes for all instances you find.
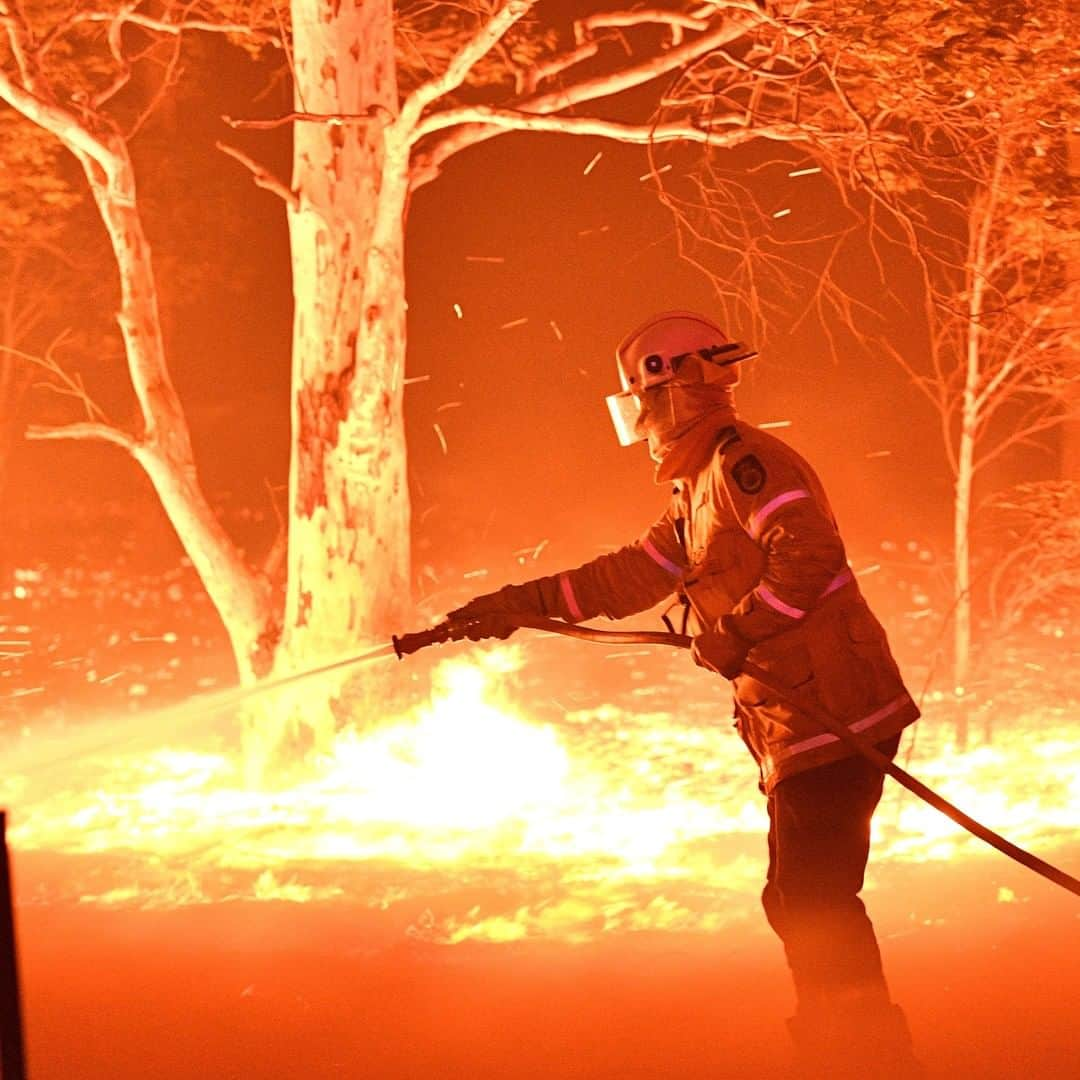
[761,735,900,1016]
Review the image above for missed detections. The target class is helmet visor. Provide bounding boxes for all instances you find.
[605,390,644,446]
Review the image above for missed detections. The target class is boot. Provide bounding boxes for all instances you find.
[786,1002,925,1079]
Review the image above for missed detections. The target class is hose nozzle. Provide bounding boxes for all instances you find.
[392,615,522,658]
[392,621,458,658]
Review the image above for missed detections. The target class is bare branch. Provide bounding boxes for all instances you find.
[90,3,135,110]
[0,70,118,181]
[0,1,34,84]
[576,9,710,43]
[412,105,816,148]
[223,107,392,131]
[974,407,1075,476]
[44,10,282,50]
[0,334,108,417]
[216,142,298,210]
[517,9,763,116]
[410,8,771,187]
[26,421,137,452]
[398,0,536,135]
[520,39,598,96]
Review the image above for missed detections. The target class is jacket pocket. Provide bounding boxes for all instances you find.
[736,638,816,746]
[808,603,903,721]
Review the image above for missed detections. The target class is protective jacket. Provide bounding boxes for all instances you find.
[491,421,919,792]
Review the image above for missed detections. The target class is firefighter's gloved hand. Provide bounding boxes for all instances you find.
[691,622,750,679]
[458,614,517,642]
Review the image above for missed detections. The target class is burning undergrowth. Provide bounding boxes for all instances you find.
[2,635,1076,946]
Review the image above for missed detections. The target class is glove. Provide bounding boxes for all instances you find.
[447,583,542,622]
[447,583,543,643]
[691,619,751,679]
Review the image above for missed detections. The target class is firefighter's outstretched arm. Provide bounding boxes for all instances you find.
[448,509,687,634]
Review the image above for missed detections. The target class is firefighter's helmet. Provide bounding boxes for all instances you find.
[606,311,756,446]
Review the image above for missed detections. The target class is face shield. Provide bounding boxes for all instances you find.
[605,350,681,445]
[605,312,756,446]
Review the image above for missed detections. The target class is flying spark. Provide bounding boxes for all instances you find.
[549,320,563,342]
[465,255,505,263]
[453,303,463,319]
[432,423,448,455]
[866,449,893,458]
[758,420,793,429]
[639,164,673,181]
[500,317,528,330]
[583,151,603,175]
[404,374,431,386]
[772,208,792,219]
[788,167,822,177]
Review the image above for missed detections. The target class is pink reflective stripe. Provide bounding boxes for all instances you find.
[755,584,806,620]
[821,567,854,598]
[748,489,811,539]
[642,538,683,577]
[757,568,851,622]
[559,573,585,622]
[761,693,910,782]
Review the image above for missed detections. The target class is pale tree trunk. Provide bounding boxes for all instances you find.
[1062,132,1080,482]
[953,145,1005,743]
[0,23,275,686]
[954,252,982,695]
[954,355,976,693]
[81,154,274,684]
[276,0,410,734]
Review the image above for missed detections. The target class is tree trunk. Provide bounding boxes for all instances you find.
[1061,134,1080,483]
[954,400,975,688]
[954,328,975,749]
[82,150,272,685]
[278,0,410,723]
[952,145,1005,746]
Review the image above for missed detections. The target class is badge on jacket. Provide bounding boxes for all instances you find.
[732,454,766,494]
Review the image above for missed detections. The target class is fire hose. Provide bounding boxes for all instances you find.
[393,614,1080,899]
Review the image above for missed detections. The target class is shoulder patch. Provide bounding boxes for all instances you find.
[731,453,766,494]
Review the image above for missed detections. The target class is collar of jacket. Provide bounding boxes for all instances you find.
[654,406,738,483]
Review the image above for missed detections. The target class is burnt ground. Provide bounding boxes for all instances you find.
[2,499,1078,1079]
[15,856,1080,1079]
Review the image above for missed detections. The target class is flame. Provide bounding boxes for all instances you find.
[3,647,1077,944]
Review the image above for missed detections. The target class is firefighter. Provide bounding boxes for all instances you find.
[449,312,924,1077]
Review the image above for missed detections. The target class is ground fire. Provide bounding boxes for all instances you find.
[1,1,1077,1077]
